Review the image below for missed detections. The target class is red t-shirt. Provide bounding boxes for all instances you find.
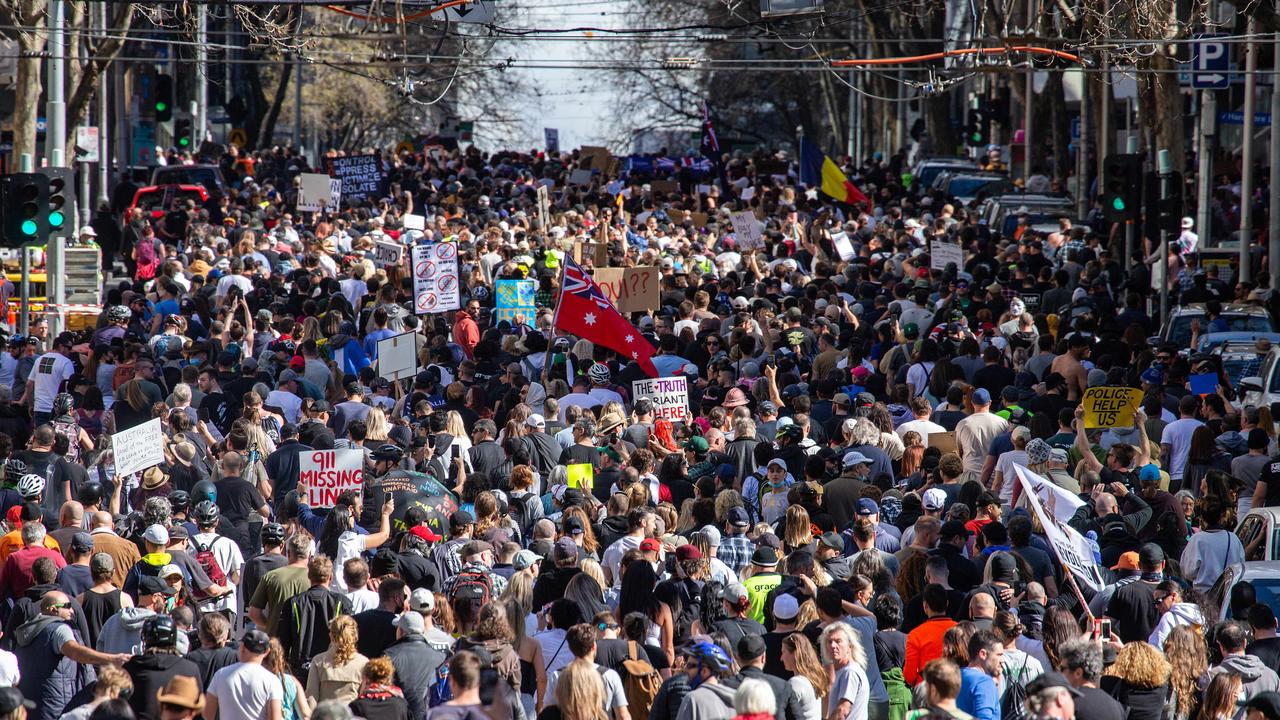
[0,544,67,600]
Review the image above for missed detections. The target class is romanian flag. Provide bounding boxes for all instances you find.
[799,137,870,208]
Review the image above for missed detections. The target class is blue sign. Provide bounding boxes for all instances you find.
[1193,38,1229,89]
[1070,117,1080,140]
[1218,111,1272,127]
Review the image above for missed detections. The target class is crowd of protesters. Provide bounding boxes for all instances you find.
[0,137,1275,720]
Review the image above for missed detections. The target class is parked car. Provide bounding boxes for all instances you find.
[932,171,1013,206]
[912,157,979,189]
[1196,331,1280,355]
[1207,560,1280,620]
[1157,304,1275,348]
[151,164,228,202]
[128,184,209,221]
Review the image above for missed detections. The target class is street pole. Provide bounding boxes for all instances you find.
[46,0,65,167]
[1022,0,1034,181]
[846,19,856,159]
[1098,55,1110,186]
[197,2,208,149]
[1198,90,1216,248]
[1077,69,1089,221]
[18,153,31,337]
[1126,136,1138,273]
[94,0,108,210]
[1240,17,1257,283]
[47,147,65,339]
[1270,31,1280,291]
[1159,149,1171,321]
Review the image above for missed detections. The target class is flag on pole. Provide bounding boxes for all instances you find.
[554,258,658,377]
[799,137,870,208]
[700,102,729,194]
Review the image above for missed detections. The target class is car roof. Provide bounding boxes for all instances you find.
[1242,560,1280,582]
[1200,331,1280,342]
[1172,304,1270,317]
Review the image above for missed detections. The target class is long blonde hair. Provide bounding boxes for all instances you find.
[329,615,359,666]
[446,411,467,438]
[555,659,608,720]
[364,407,390,442]
[783,505,813,549]
[1165,626,1208,719]
[784,633,828,699]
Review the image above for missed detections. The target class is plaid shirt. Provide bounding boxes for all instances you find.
[719,534,755,575]
[434,537,469,581]
[442,561,508,597]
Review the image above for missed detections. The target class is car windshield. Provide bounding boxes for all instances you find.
[1253,578,1280,609]
[134,192,166,214]
[1226,314,1275,334]
[1168,314,1203,347]
[1221,356,1265,386]
[948,178,1000,197]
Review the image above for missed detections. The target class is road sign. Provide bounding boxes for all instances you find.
[1218,111,1272,127]
[1070,117,1080,141]
[1192,38,1229,89]
[74,127,99,163]
[431,0,496,23]
[227,128,247,148]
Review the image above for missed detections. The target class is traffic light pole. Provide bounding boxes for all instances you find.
[1270,32,1280,292]
[17,154,31,338]
[1197,91,1215,249]
[1125,137,1138,273]
[1240,17,1257,283]
[1159,149,1172,322]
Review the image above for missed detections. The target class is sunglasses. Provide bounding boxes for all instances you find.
[597,623,619,631]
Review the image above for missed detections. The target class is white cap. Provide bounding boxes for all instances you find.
[142,524,169,545]
[397,611,425,634]
[922,488,948,511]
[409,588,435,613]
[772,593,800,621]
[78,226,97,237]
[1181,216,1194,229]
[699,526,722,548]
[525,414,546,429]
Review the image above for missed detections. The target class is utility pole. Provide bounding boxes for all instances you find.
[197,2,209,149]
[18,154,31,337]
[1077,70,1089,221]
[1159,148,1172,320]
[45,0,67,339]
[95,0,109,211]
[1098,55,1110,186]
[1198,90,1216,248]
[846,19,857,160]
[1271,31,1280,291]
[1022,0,1034,180]
[1240,16,1257,282]
[1126,136,1139,272]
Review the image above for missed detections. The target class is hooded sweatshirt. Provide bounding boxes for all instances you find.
[676,680,737,720]
[1209,654,1280,718]
[95,606,156,655]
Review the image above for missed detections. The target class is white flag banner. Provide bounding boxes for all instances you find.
[1013,464,1102,591]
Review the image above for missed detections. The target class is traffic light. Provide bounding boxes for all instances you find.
[155,74,173,122]
[965,107,988,147]
[0,173,49,247]
[1102,153,1143,223]
[174,118,192,149]
[1157,171,1184,235]
[38,167,73,244]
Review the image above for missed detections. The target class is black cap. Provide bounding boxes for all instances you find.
[1025,672,1082,698]
[1245,693,1280,720]
[242,628,271,653]
[736,633,767,661]
[1139,542,1165,568]
[138,575,176,596]
[751,546,778,567]
[940,520,972,539]
[451,510,475,528]
[0,688,34,714]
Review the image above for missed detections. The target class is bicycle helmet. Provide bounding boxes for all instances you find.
[141,614,178,648]
[261,522,286,545]
[16,474,45,499]
[3,458,27,478]
[587,363,611,384]
[371,443,403,463]
[168,490,191,514]
[191,480,217,504]
[105,305,131,324]
[53,392,75,416]
[684,640,731,674]
[192,500,220,527]
[77,481,104,507]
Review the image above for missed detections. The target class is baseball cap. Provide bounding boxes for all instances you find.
[513,549,541,571]
[553,537,579,561]
[751,546,778,567]
[639,538,662,553]
[700,526,722,547]
[142,524,169,545]
[138,575,177,596]
[1048,448,1069,464]
[727,507,750,528]
[1111,551,1139,571]
[1139,464,1162,484]
[856,498,879,516]
[724,583,750,607]
[676,545,703,562]
[1245,693,1280,720]
[736,634,768,661]
[242,629,271,653]
[70,532,94,553]
[842,451,872,468]
[0,688,35,714]
[684,436,709,453]
[818,532,844,552]
[526,414,546,429]
[922,488,947,511]
[410,588,435,613]
[1139,543,1165,567]
[772,593,800,621]
[409,525,443,543]
[450,510,475,529]
[564,516,585,535]
[1025,672,1082,698]
[972,388,992,405]
[396,611,426,634]
[939,520,972,539]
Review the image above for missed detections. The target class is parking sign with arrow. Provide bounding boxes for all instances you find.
[431,0,496,23]
[1193,38,1229,90]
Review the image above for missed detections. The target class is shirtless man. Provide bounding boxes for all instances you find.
[1050,332,1091,401]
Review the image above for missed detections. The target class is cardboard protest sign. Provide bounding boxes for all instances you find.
[324,154,385,205]
[593,267,659,314]
[927,431,957,455]
[373,240,403,267]
[544,128,560,153]
[112,419,165,478]
[730,210,765,250]
[377,332,419,382]
[831,231,856,261]
[1014,463,1086,520]
[403,213,426,231]
[496,279,536,323]
[631,376,689,422]
[299,449,364,508]
[411,243,460,314]
[297,173,334,212]
[569,169,593,186]
[650,180,679,194]
[1082,386,1143,428]
[931,241,964,271]
[567,464,593,490]
[1014,464,1103,590]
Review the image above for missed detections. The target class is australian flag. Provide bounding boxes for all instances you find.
[700,102,728,194]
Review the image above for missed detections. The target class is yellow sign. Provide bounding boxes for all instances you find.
[1082,386,1143,428]
[228,128,248,148]
[395,141,416,156]
[566,463,593,491]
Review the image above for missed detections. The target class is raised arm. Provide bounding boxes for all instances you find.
[1074,406,1103,473]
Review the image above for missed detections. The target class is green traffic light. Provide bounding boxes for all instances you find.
[179,137,190,147]
[156,102,167,112]
[1112,197,1125,211]
[48,211,64,228]
[20,220,36,236]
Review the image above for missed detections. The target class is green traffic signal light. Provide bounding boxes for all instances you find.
[156,102,167,112]
[1112,197,1125,211]
[48,211,64,228]
[20,220,36,236]
[179,137,190,147]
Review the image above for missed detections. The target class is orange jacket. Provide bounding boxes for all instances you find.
[452,311,480,359]
[904,615,957,686]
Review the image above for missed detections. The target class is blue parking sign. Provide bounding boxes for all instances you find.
[1193,39,1229,89]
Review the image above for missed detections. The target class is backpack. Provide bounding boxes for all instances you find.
[509,491,541,541]
[449,568,494,607]
[1000,654,1031,720]
[882,667,912,720]
[193,535,228,599]
[432,643,494,707]
[619,641,661,719]
[135,238,160,280]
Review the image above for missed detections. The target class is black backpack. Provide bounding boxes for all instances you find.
[1000,654,1031,720]
[509,491,541,541]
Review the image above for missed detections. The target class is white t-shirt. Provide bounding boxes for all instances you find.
[264,390,303,425]
[995,450,1030,506]
[828,661,869,720]
[906,362,935,396]
[896,418,947,445]
[192,532,245,613]
[31,352,74,413]
[215,274,253,298]
[331,532,367,592]
[1160,418,1205,480]
[209,662,284,720]
[346,587,379,614]
[602,535,643,588]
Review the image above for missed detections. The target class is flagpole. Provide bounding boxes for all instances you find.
[542,257,567,384]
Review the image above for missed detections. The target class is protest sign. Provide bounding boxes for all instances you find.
[1189,373,1217,396]
[112,418,165,478]
[411,243,460,314]
[299,449,364,508]
[544,128,560,153]
[831,231,856,261]
[931,241,964,271]
[927,431,957,455]
[373,240,403,267]
[1014,463,1086,520]
[1082,386,1143,428]
[1014,464,1102,590]
[324,154,385,204]
[402,213,426,231]
[496,279,537,324]
[730,210,765,250]
[297,173,334,212]
[650,180,679,194]
[377,332,419,382]
[569,169,593,186]
[593,267,659,314]
[631,375,689,422]
[740,186,756,201]
[567,464,593,491]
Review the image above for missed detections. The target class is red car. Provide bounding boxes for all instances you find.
[128,184,209,221]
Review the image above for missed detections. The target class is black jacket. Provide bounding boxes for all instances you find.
[277,585,347,681]
[728,666,805,720]
[124,652,202,720]
[353,608,399,659]
[725,438,758,484]
[469,439,508,480]
[929,543,980,592]
[384,633,447,720]
[522,431,562,479]
[649,673,690,720]
[266,439,312,507]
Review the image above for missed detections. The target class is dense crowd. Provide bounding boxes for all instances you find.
[0,138,1275,720]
